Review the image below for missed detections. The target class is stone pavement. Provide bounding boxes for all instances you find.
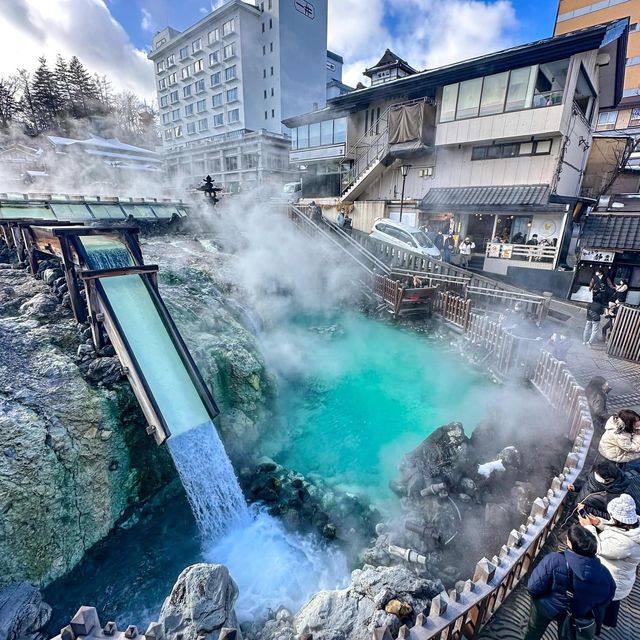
[476,305,640,640]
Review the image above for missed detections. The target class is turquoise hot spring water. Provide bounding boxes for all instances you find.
[44,263,489,631]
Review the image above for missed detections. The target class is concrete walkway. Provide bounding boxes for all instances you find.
[477,318,640,639]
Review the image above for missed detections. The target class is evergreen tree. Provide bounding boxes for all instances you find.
[67,56,99,118]
[17,69,39,135]
[31,56,63,132]
[54,55,73,116]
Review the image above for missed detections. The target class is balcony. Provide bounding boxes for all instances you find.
[485,242,559,271]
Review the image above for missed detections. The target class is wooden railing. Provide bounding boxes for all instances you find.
[607,304,640,363]
[435,290,472,330]
[379,351,594,639]
[486,241,559,266]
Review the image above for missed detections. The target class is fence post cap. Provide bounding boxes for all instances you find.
[473,557,497,584]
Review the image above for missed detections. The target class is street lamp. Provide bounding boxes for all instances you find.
[399,163,411,223]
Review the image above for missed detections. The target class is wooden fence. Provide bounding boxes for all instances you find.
[379,351,594,639]
[435,290,472,330]
[607,304,640,363]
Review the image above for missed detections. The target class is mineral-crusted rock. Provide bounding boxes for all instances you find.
[0,269,173,587]
[159,564,241,640]
[0,582,52,640]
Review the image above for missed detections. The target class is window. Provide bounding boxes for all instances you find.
[222,18,235,36]
[271,87,274,97]
[162,113,170,125]
[182,65,191,80]
[224,43,236,59]
[485,145,501,159]
[225,65,237,81]
[265,110,268,120]
[158,78,167,90]
[628,56,640,67]
[187,122,196,134]
[534,139,552,154]
[269,18,272,29]
[198,118,208,132]
[183,85,192,98]
[263,69,267,79]
[573,65,596,121]
[208,29,219,44]
[334,117,346,143]
[160,95,169,107]
[213,113,224,127]
[533,59,569,108]
[209,51,220,65]
[185,103,194,116]
[174,125,183,137]
[164,129,172,140]
[262,23,265,33]
[243,154,258,169]
[179,46,189,60]
[166,54,175,67]
[505,66,536,111]
[456,78,482,119]
[264,89,267,99]
[171,108,180,121]
[270,42,273,52]
[192,38,202,54]
[630,108,640,127]
[209,158,221,172]
[195,79,205,92]
[479,72,508,116]
[471,146,486,161]
[212,93,223,107]
[196,99,206,113]
[194,59,204,73]
[157,61,165,73]
[170,90,179,103]
[440,84,458,122]
[320,120,333,145]
[168,72,177,85]
[598,110,618,130]
[271,108,275,118]
[270,66,274,76]
[268,0,272,8]
[225,156,238,171]
[226,87,238,102]
[297,124,309,148]
[263,45,266,55]
[291,127,298,149]
[228,108,240,123]
[211,71,222,86]
[502,143,518,158]
[518,142,534,155]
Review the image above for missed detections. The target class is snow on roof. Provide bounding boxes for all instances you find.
[47,134,158,156]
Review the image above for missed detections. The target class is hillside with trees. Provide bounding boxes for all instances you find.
[0,55,158,149]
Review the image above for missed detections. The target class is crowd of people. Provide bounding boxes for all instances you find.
[583,269,629,347]
[523,402,640,639]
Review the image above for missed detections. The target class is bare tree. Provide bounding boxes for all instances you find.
[0,75,19,129]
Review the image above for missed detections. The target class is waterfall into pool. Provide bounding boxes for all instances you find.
[81,237,248,538]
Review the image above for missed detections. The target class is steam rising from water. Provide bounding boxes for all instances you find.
[204,504,349,621]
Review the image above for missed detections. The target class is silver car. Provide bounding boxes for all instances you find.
[370,219,441,259]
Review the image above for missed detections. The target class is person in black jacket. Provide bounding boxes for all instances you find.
[583,300,604,346]
[585,375,612,434]
[575,461,630,519]
[524,525,615,640]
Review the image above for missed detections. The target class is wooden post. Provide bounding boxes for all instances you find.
[60,237,87,323]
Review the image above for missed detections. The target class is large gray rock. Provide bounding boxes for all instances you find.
[0,269,174,588]
[0,582,51,640]
[286,566,439,640]
[159,564,241,640]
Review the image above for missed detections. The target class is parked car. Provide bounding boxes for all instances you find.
[370,219,441,259]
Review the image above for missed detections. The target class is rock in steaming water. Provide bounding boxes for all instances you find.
[0,582,52,640]
[159,564,240,640]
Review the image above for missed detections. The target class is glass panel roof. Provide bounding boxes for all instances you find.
[49,203,95,220]
[0,205,53,219]
[87,203,127,220]
[121,203,157,219]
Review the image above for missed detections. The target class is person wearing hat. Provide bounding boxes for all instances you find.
[458,236,475,269]
[580,493,640,628]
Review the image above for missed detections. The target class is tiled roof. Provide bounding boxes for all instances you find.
[581,214,640,251]
[419,184,562,212]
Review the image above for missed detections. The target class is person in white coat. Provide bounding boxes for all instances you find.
[580,493,640,628]
[458,237,475,269]
[598,410,640,466]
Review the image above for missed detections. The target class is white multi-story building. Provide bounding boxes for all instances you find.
[148,0,328,192]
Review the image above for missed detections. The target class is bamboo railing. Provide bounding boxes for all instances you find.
[607,305,640,363]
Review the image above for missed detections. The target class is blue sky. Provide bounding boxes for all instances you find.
[0,0,563,98]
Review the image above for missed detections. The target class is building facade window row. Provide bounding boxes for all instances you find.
[164,108,241,140]
[556,0,629,23]
[470,139,553,160]
[290,117,347,149]
[440,59,570,122]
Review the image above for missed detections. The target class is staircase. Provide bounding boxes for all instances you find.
[340,108,391,203]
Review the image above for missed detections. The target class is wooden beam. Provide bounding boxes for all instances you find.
[60,236,87,323]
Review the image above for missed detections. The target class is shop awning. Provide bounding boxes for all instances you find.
[418,184,565,213]
[581,214,640,251]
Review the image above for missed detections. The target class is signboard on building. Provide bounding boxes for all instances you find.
[581,249,615,263]
[487,242,501,258]
[501,244,514,259]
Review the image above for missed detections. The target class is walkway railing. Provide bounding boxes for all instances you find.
[486,241,559,266]
[607,304,640,363]
[379,351,594,639]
